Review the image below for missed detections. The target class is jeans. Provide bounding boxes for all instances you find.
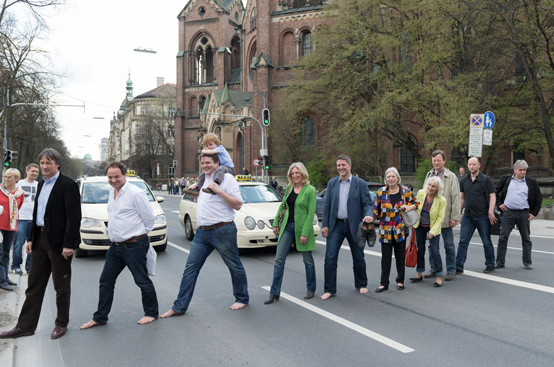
[11,220,32,272]
[0,229,17,284]
[269,222,316,295]
[456,216,495,271]
[441,227,456,274]
[171,223,248,314]
[415,226,444,276]
[93,236,158,324]
[324,220,367,294]
[496,209,532,266]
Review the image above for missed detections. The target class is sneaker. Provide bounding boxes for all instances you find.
[455,269,464,274]
[524,264,533,270]
[494,263,504,269]
[444,273,455,281]
[484,265,495,273]
[183,188,199,196]
[201,188,216,195]
[12,269,23,275]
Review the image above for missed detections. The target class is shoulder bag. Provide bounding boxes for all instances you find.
[405,231,417,267]
[401,186,420,228]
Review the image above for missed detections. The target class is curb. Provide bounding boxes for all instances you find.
[0,275,22,367]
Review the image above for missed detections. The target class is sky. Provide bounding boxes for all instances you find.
[27,1,185,160]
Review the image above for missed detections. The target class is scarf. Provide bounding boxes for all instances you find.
[0,185,24,230]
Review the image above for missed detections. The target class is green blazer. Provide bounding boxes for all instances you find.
[273,184,317,252]
[413,189,447,237]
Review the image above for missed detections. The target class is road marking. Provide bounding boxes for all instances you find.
[261,286,414,353]
[170,210,180,214]
[317,240,554,292]
[463,270,554,294]
[168,241,189,254]
[470,242,554,255]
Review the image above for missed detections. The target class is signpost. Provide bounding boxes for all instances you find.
[253,159,261,167]
[468,112,495,154]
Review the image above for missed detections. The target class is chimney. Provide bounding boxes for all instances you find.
[157,77,164,87]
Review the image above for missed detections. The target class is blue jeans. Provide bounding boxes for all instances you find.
[441,227,456,274]
[0,229,17,283]
[269,222,316,295]
[11,220,32,272]
[93,236,158,324]
[324,220,367,294]
[456,216,495,271]
[415,226,444,276]
[171,223,249,314]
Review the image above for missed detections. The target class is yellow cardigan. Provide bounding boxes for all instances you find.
[413,190,446,237]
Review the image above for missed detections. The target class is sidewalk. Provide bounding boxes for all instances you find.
[0,274,23,367]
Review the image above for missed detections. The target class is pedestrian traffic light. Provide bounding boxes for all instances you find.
[3,150,12,168]
[263,155,270,170]
[262,108,270,127]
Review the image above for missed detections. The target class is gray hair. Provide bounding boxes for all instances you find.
[38,148,62,166]
[384,167,401,184]
[426,176,444,198]
[514,160,528,169]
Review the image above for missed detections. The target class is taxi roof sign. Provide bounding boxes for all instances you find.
[235,174,253,181]
[126,170,136,176]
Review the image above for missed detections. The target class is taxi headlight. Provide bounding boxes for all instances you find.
[154,214,166,224]
[244,216,256,230]
[257,220,265,229]
[81,218,102,228]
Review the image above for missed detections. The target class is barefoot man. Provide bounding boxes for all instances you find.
[161,153,249,318]
[81,162,158,330]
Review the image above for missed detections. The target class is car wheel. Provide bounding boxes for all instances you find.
[185,215,194,241]
[154,241,167,252]
[74,247,88,258]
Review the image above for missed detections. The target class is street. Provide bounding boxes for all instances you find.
[9,193,554,366]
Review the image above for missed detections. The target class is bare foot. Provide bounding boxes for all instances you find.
[320,292,335,300]
[359,288,369,294]
[137,316,156,325]
[229,302,247,310]
[160,309,182,318]
[80,320,101,330]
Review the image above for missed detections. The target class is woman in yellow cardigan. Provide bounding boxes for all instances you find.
[410,176,447,287]
[264,162,317,304]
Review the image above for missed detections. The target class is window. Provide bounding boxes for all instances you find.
[141,107,147,115]
[400,147,415,174]
[250,8,256,31]
[301,116,316,146]
[168,108,176,117]
[302,32,313,56]
[193,39,214,84]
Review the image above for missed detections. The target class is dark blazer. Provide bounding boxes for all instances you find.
[28,173,82,253]
[322,175,373,240]
[495,174,542,217]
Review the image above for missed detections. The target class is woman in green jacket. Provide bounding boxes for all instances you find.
[264,162,317,304]
[410,176,447,287]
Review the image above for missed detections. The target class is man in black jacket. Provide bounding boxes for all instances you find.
[495,160,542,270]
[0,148,81,340]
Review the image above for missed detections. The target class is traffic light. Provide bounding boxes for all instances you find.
[263,155,270,170]
[3,150,12,168]
[262,108,270,126]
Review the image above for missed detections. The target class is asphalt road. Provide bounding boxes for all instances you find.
[10,193,554,366]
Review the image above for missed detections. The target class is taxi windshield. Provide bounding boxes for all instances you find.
[238,184,282,204]
[81,181,155,203]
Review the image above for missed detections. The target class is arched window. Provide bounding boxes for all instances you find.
[250,8,256,31]
[192,36,214,84]
[302,32,313,56]
[301,116,316,146]
[231,37,241,69]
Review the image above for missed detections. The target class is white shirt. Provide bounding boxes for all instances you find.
[107,181,155,242]
[36,172,59,227]
[16,179,38,221]
[197,173,242,226]
[504,176,529,210]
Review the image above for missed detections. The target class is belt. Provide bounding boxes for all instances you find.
[337,218,349,223]
[114,233,147,245]
[201,222,232,231]
[508,208,529,211]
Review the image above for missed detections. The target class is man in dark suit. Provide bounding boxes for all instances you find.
[0,148,81,340]
[321,154,373,300]
[495,160,542,270]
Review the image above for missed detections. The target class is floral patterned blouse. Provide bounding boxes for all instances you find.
[373,185,419,243]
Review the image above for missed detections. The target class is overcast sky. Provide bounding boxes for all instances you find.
[30,1,182,160]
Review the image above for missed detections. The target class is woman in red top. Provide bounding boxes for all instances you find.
[0,168,25,291]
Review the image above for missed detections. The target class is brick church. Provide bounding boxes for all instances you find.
[174,0,326,178]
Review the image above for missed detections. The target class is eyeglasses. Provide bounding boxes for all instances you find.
[3,176,14,179]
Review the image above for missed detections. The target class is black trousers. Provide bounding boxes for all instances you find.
[380,237,406,287]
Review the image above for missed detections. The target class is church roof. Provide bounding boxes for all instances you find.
[212,88,253,110]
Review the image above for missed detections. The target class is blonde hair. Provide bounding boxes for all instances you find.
[5,168,21,181]
[426,176,444,198]
[287,162,310,186]
[202,133,221,147]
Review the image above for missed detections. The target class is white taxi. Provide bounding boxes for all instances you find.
[178,176,320,251]
[76,175,168,257]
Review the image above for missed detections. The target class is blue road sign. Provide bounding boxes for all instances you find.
[484,111,495,129]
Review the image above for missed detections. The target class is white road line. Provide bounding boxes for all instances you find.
[260,286,414,353]
[317,240,554,293]
[469,242,554,255]
[170,210,180,214]
[168,241,189,254]
[463,270,554,294]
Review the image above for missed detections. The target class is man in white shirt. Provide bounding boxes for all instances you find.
[11,163,39,274]
[161,153,248,318]
[80,162,158,330]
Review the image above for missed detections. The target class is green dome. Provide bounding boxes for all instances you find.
[84,153,92,160]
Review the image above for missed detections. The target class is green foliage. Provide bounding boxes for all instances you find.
[306,158,331,190]
[415,158,461,189]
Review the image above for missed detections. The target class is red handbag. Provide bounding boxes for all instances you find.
[405,231,417,268]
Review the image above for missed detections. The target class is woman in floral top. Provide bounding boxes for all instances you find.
[370,167,419,293]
